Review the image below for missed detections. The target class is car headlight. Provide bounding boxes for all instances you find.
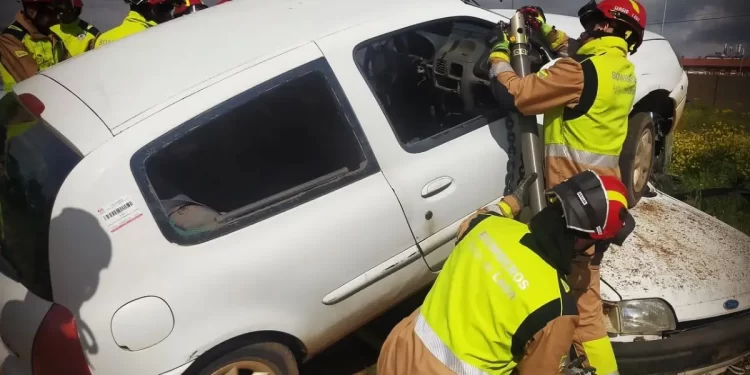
[604,299,677,335]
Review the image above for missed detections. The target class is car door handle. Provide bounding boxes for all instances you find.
[421,176,453,198]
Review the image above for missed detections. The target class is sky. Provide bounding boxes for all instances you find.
[1,0,749,58]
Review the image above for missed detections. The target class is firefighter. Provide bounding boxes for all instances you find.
[486,1,647,374]
[173,0,208,18]
[377,170,636,375]
[1,0,68,94]
[50,0,100,57]
[93,0,175,49]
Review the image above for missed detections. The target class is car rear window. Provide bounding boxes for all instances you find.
[0,94,81,300]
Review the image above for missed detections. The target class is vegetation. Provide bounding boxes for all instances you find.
[659,105,750,235]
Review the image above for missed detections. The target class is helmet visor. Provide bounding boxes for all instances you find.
[611,213,635,246]
[545,170,608,235]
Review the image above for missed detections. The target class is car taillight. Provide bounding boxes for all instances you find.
[17,93,45,117]
[32,304,92,375]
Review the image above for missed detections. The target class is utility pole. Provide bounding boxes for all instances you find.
[660,0,668,35]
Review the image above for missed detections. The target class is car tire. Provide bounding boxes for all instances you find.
[620,112,657,208]
[195,342,299,375]
[653,130,674,177]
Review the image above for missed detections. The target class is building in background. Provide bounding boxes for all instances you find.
[680,44,748,76]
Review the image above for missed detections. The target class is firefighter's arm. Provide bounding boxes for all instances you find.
[0,35,37,82]
[487,173,537,218]
[518,7,570,56]
[516,314,579,375]
[489,56,584,116]
[545,27,571,56]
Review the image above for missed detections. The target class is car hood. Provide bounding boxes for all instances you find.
[488,9,664,41]
[600,190,750,322]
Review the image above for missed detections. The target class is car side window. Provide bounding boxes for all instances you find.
[354,17,511,153]
[131,58,379,245]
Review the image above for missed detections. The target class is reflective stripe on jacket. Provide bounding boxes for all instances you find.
[50,19,100,57]
[94,11,157,49]
[416,214,577,374]
[3,13,67,71]
[492,36,636,188]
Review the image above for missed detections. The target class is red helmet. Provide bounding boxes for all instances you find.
[546,170,635,245]
[72,0,83,8]
[578,0,647,54]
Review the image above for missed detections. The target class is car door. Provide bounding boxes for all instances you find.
[106,45,433,369]
[318,6,514,271]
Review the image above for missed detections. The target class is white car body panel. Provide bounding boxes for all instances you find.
[603,190,750,321]
[12,76,112,156]
[42,43,432,375]
[1,1,746,374]
[316,3,509,272]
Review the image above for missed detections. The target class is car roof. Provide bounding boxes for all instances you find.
[41,0,461,133]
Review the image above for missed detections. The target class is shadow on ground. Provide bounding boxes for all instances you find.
[301,287,430,375]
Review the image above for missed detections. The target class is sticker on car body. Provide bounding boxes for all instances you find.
[98,196,143,233]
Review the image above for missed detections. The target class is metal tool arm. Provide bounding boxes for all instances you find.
[507,11,547,215]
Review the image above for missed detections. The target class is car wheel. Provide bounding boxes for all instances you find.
[620,112,657,208]
[653,130,674,177]
[198,342,299,375]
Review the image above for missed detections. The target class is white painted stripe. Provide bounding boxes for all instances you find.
[546,144,620,169]
[414,314,491,375]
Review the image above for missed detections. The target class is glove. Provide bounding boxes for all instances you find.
[486,21,510,56]
[518,5,553,35]
[561,356,598,375]
[494,173,538,218]
[510,172,538,207]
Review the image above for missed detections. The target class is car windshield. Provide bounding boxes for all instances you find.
[0,94,81,300]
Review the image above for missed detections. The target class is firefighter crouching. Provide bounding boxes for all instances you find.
[487,1,648,373]
[377,170,636,375]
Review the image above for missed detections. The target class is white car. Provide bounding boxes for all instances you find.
[0,1,746,375]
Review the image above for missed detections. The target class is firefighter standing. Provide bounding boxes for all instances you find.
[377,170,636,375]
[173,0,208,18]
[487,1,648,374]
[50,0,100,57]
[93,0,175,49]
[1,0,69,94]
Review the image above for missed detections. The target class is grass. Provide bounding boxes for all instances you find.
[658,104,750,235]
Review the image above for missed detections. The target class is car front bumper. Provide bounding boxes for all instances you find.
[613,310,750,375]
[669,70,689,132]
